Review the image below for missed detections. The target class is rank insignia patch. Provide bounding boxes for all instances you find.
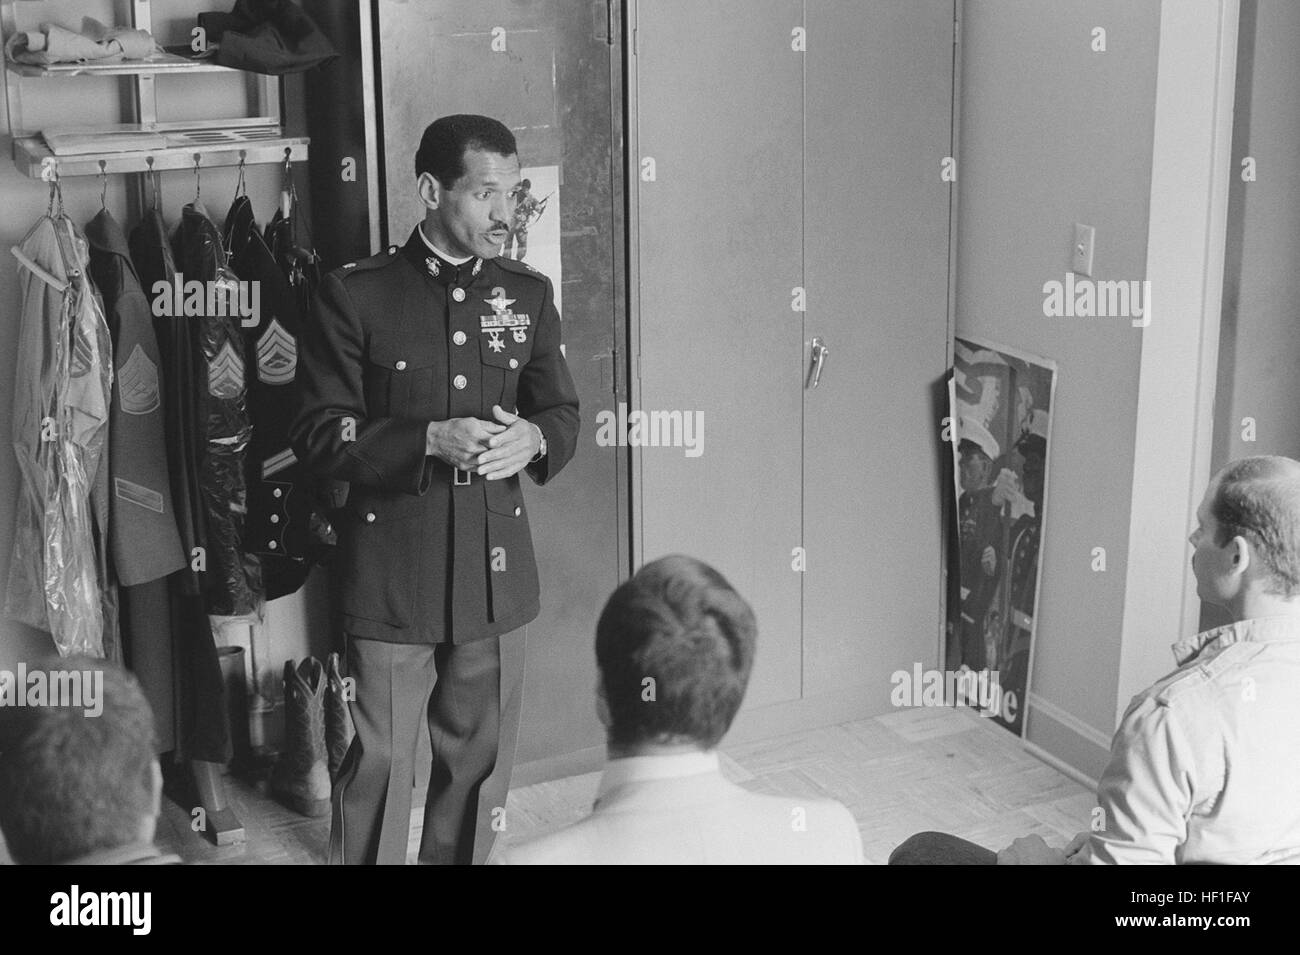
[118,343,160,415]
[256,319,298,386]
[208,340,245,398]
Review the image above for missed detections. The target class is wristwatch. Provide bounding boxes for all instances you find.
[529,423,547,463]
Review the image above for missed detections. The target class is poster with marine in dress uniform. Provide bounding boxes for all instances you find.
[946,336,1057,736]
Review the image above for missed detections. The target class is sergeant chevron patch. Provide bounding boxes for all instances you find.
[118,344,160,415]
[257,319,298,386]
[208,340,245,398]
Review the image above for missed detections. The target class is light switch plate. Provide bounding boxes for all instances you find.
[1072,223,1095,277]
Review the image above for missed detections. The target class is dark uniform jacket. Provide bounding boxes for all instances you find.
[290,228,580,644]
[224,195,331,599]
[130,207,205,595]
[172,202,263,616]
[85,209,186,587]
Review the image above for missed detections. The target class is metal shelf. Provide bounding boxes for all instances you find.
[2,1,307,189]
[13,131,309,178]
[5,47,234,77]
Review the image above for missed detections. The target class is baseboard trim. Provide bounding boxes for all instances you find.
[1023,739,1099,792]
[1027,692,1112,750]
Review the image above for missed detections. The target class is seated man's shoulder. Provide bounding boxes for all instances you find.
[496,785,861,865]
[1146,640,1264,711]
[734,788,861,848]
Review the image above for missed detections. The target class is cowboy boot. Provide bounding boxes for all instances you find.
[324,651,355,782]
[271,658,330,816]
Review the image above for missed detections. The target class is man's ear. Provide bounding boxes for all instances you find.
[417,172,441,210]
[1230,534,1252,575]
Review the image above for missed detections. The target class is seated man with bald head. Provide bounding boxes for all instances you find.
[498,555,863,865]
[894,455,1300,865]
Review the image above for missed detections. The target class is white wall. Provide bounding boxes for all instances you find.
[956,0,1162,777]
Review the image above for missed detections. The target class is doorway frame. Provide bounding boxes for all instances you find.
[1114,0,1239,731]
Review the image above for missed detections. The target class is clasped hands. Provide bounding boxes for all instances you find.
[426,405,539,480]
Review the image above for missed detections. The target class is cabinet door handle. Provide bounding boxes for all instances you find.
[807,337,829,389]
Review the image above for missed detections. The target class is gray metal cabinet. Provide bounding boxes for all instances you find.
[630,0,957,726]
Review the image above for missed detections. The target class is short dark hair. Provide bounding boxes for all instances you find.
[1211,455,1300,597]
[414,114,517,188]
[595,555,757,749]
[0,657,157,864]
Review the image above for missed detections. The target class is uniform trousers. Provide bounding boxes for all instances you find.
[329,632,525,865]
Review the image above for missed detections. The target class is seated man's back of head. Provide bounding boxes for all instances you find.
[0,656,175,865]
[498,555,862,865]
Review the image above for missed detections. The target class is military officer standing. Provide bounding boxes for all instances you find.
[290,115,579,864]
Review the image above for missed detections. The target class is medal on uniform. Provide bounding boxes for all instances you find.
[484,289,515,314]
[480,286,531,341]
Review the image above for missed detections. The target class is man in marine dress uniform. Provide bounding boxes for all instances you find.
[291,115,579,865]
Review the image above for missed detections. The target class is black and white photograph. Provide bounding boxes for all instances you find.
[0,0,1291,928]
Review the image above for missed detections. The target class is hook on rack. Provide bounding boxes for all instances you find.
[279,146,296,219]
[145,155,158,209]
[40,157,63,217]
[98,160,108,210]
[193,152,202,204]
[235,149,248,199]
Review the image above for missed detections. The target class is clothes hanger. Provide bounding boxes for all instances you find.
[145,155,158,209]
[98,160,108,211]
[235,150,247,200]
[193,152,202,205]
[279,146,293,218]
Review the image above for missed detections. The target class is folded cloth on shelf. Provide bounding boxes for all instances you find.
[43,125,171,156]
[5,18,158,65]
[197,0,337,75]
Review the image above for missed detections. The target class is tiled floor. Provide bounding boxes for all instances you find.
[156,705,1093,864]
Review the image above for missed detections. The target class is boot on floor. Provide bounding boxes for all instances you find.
[271,657,330,817]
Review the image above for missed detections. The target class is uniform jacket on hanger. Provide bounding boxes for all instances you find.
[172,201,263,617]
[85,208,186,587]
[130,205,206,594]
[224,194,331,599]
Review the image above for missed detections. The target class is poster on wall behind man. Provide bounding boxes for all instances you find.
[504,165,562,315]
[945,337,1057,736]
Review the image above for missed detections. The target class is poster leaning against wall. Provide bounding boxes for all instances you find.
[946,336,1058,736]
